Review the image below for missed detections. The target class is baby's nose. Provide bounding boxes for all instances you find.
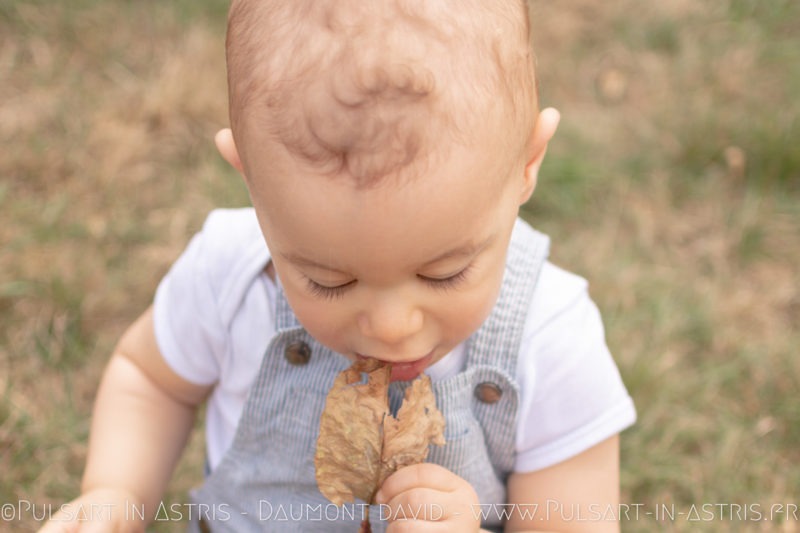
[358,300,423,345]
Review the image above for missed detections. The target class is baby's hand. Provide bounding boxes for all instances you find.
[37,488,145,533]
[375,463,480,532]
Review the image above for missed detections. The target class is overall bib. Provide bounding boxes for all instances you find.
[190,219,549,532]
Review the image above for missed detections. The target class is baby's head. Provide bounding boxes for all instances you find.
[223,0,542,186]
[217,0,560,377]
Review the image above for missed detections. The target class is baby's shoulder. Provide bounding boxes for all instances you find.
[193,207,265,268]
[188,208,270,314]
[197,208,264,254]
[524,261,591,336]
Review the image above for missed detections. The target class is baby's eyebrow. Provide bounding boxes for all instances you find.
[281,234,495,272]
[280,252,349,273]
[421,234,495,267]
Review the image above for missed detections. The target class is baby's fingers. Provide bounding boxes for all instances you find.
[379,487,478,533]
[376,463,462,503]
[382,486,447,517]
[384,516,452,533]
[375,464,480,531]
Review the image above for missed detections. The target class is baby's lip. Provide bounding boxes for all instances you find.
[356,352,429,364]
[356,350,436,381]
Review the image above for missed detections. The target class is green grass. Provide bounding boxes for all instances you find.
[2,0,799,531]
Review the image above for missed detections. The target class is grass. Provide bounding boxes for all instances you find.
[2,0,799,532]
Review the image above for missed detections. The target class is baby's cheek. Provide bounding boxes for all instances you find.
[298,318,331,340]
[458,287,499,330]
[301,320,350,355]
[285,298,339,340]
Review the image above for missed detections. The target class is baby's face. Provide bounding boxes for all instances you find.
[243,134,527,381]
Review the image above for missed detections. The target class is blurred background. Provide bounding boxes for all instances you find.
[1,1,798,531]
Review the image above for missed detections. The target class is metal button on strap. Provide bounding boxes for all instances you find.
[474,382,503,404]
[284,341,311,366]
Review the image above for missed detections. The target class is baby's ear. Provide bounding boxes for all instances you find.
[215,128,245,175]
[520,107,560,204]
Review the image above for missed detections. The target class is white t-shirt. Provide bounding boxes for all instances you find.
[153,209,636,473]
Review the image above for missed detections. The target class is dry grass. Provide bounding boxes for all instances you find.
[525,2,800,531]
[1,2,235,531]
[1,1,798,531]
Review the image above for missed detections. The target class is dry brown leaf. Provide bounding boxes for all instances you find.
[380,376,446,485]
[315,358,446,509]
[314,358,391,505]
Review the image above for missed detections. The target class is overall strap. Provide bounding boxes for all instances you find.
[467,218,550,372]
[428,218,550,482]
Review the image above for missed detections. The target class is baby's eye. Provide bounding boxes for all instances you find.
[306,278,356,300]
[418,265,472,291]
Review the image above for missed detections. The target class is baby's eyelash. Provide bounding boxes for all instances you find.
[418,265,472,291]
[306,278,355,300]
[305,265,472,299]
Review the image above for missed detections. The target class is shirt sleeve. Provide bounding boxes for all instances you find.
[152,225,226,386]
[513,264,636,472]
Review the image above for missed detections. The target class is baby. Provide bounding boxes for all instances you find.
[42,0,635,531]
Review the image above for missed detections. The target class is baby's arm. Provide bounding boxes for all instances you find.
[39,307,212,531]
[505,435,621,532]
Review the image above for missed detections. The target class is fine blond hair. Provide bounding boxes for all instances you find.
[226,0,537,186]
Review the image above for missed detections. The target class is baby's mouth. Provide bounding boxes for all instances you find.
[355,350,436,382]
